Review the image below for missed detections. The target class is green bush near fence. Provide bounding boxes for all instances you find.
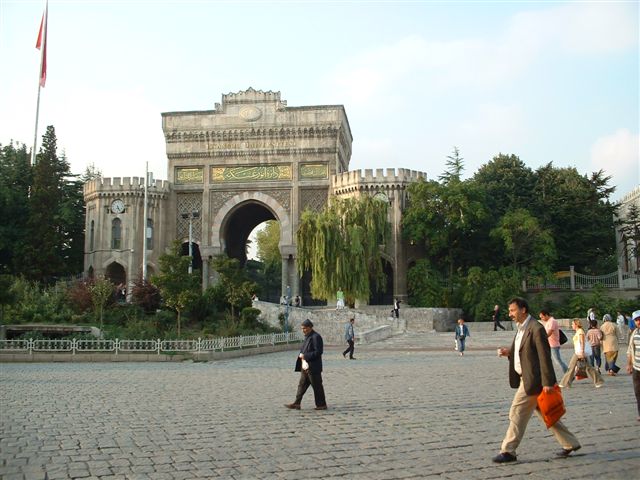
[0,276,280,340]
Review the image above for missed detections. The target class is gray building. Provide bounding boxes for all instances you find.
[83,88,427,305]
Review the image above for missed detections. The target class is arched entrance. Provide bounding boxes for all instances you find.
[211,192,294,298]
[105,262,126,286]
[223,201,277,266]
[220,201,283,303]
[369,258,394,305]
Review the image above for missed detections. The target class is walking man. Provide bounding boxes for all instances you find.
[493,297,581,463]
[343,317,356,359]
[285,319,327,411]
[493,304,506,331]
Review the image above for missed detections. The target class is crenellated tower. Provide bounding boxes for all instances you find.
[83,88,427,304]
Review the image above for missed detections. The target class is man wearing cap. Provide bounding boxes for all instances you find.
[626,310,640,422]
[285,319,327,410]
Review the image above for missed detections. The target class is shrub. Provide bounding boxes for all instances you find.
[131,277,162,314]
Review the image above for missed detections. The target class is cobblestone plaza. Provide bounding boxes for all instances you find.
[1,332,638,479]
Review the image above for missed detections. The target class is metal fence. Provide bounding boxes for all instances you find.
[525,267,640,291]
[0,331,304,355]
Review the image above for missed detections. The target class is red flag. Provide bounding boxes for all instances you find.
[35,2,48,87]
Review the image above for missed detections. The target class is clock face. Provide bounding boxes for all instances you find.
[111,199,125,214]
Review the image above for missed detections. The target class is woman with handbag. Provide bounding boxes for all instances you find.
[601,314,621,376]
[559,319,604,389]
[587,319,603,373]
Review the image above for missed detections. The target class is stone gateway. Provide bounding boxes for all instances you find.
[83,88,427,305]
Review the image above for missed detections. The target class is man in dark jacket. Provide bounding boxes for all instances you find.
[285,319,327,410]
[493,304,506,330]
[493,297,581,463]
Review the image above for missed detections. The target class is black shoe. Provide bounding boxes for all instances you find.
[284,403,300,410]
[314,405,327,410]
[350,357,356,360]
[556,445,581,458]
[492,452,517,463]
[342,352,346,358]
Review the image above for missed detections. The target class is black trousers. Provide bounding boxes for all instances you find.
[343,340,355,358]
[634,369,640,416]
[494,320,505,331]
[294,370,326,407]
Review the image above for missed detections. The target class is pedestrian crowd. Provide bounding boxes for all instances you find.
[282,296,640,464]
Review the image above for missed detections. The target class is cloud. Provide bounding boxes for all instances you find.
[590,129,640,195]
[324,2,637,104]
[508,2,638,54]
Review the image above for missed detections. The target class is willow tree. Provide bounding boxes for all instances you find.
[297,195,389,304]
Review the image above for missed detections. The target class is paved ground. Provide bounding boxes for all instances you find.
[1,331,638,479]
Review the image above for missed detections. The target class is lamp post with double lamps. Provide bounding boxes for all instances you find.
[181,210,200,274]
[141,162,154,282]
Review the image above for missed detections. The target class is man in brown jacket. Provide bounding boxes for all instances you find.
[493,297,581,463]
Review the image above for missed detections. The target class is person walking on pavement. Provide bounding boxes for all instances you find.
[559,319,604,389]
[626,310,640,422]
[600,314,621,376]
[285,319,327,411]
[493,304,506,331]
[586,319,603,373]
[393,298,401,318]
[493,297,581,464]
[454,318,470,356]
[539,309,568,374]
[343,317,356,359]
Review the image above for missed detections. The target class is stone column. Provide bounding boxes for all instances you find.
[281,256,289,299]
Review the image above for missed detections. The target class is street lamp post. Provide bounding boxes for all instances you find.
[141,162,153,283]
[181,210,200,274]
[284,284,291,333]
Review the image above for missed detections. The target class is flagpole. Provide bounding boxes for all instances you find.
[32,0,48,165]
[32,85,43,166]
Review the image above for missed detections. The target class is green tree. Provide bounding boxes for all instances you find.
[89,278,114,331]
[490,208,556,273]
[152,241,200,336]
[472,154,536,217]
[210,254,256,320]
[256,220,281,267]
[297,195,389,304]
[22,127,85,282]
[254,220,282,302]
[438,146,464,184]
[403,177,486,280]
[0,274,16,322]
[461,266,523,321]
[0,142,32,274]
[617,203,640,273]
[534,165,617,272]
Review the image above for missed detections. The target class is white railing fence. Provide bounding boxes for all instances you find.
[525,266,640,291]
[0,331,304,355]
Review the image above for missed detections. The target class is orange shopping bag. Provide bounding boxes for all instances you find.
[537,385,566,428]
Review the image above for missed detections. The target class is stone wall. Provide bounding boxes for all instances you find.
[253,301,462,345]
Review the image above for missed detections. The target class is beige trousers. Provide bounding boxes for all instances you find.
[560,354,604,387]
[501,380,580,455]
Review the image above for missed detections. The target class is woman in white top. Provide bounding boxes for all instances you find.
[559,319,604,389]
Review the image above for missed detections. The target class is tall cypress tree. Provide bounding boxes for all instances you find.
[0,142,32,274]
[23,126,85,282]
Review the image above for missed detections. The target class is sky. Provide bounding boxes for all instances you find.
[0,0,638,202]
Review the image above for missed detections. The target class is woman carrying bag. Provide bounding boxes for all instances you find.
[559,319,604,389]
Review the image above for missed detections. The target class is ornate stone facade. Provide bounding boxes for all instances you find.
[83,89,428,304]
